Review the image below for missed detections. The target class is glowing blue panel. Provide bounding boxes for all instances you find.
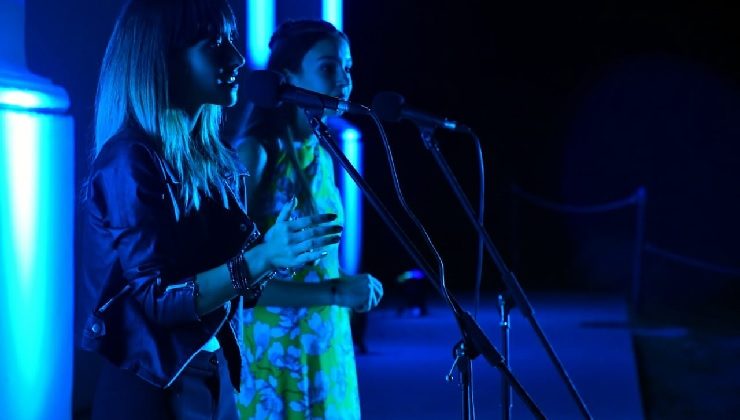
[0,99,74,419]
[341,127,360,143]
[339,127,362,274]
[322,0,343,31]
[248,0,275,69]
[0,86,69,111]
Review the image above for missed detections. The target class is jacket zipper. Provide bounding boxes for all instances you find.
[164,301,231,388]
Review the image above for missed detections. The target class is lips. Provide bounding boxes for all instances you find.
[332,91,349,101]
[217,75,237,85]
[217,67,239,86]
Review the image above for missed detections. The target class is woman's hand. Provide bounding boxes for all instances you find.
[261,197,343,269]
[335,273,384,312]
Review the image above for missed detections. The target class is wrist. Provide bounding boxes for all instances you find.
[243,244,273,275]
[329,279,339,306]
[226,251,263,300]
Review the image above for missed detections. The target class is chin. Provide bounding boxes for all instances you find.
[213,85,239,107]
[214,93,238,107]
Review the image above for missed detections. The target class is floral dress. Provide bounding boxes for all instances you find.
[237,136,360,420]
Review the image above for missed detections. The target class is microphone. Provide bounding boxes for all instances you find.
[371,91,469,133]
[242,70,369,115]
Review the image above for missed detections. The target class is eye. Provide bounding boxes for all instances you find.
[320,63,336,74]
[210,35,224,48]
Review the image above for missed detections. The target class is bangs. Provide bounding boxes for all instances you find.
[172,0,238,46]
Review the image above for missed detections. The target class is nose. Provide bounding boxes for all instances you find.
[225,41,245,70]
[336,69,351,95]
[339,68,351,86]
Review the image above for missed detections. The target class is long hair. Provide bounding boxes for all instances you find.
[94,0,239,210]
[239,19,349,214]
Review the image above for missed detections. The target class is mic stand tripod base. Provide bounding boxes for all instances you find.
[446,340,474,420]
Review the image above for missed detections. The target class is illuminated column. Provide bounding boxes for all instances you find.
[246,0,275,69]
[0,1,74,419]
[328,117,363,274]
[321,0,343,30]
[322,0,362,274]
[243,0,344,69]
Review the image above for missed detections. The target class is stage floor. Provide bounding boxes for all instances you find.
[356,291,645,419]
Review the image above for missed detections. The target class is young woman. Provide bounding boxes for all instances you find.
[77,2,342,418]
[233,19,383,419]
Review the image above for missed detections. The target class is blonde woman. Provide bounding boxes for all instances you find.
[77,2,342,418]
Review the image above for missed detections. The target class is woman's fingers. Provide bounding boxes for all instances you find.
[289,224,343,244]
[292,235,341,254]
[274,247,331,269]
[263,206,345,269]
[341,274,383,312]
[287,212,337,231]
[366,276,383,309]
[366,283,375,311]
[276,197,298,222]
[371,277,384,299]
[292,249,329,266]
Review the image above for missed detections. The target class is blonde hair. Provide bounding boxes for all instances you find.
[94,0,239,210]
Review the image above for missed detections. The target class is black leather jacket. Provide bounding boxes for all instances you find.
[77,128,257,389]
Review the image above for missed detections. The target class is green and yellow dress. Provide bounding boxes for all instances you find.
[237,136,360,420]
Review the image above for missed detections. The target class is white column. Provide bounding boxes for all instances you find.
[0,1,74,419]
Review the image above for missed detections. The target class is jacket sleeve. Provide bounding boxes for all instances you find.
[89,140,203,327]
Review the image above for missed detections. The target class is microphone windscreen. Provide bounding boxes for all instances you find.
[371,91,405,122]
[242,70,284,108]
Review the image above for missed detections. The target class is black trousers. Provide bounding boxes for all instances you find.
[91,349,237,420]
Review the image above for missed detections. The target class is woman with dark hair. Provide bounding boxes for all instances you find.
[233,19,383,419]
[77,2,342,418]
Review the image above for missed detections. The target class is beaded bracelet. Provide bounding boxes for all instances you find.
[226,252,275,300]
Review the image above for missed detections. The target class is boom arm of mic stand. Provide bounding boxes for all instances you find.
[417,127,593,419]
[304,109,546,419]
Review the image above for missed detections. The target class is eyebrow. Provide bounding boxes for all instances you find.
[316,56,352,65]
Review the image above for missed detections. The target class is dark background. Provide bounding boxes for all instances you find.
[342,0,740,322]
[26,0,740,317]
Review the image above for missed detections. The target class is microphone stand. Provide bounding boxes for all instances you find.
[304,107,546,419]
[415,124,594,419]
[499,293,513,420]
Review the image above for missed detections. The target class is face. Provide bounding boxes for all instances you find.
[169,30,245,114]
[286,36,353,118]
